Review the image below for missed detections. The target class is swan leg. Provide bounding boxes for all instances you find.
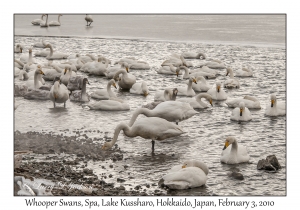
[151,140,155,152]
[88,22,92,26]
[53,102,56,108]
[64,102,66,108]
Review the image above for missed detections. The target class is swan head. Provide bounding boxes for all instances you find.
[216,82,221,92]
[223,136,237,150]
[83,78,90,85]
[270,94,277,107]
[102,142,113,150]
[35,66,45,75]
[239,102,245,116]
[181,160,209,175]
[189,76,197,84]
[109,79,117,89]
[28,47,32,53]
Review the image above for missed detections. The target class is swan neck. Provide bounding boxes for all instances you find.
[81,82,86,94]
[107,81,113,95]
[109,123,129,147]
[128,108,153,126]
[15,59,24,67]
[58,15,61,23]
[231,140,238,153]
[182,67,189,77]
[187,80,193,91]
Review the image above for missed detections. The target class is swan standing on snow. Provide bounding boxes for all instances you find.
[85,14,93,26]
[91,79,117,100]
[236,66,253,77]
[154,88,178,102]
[49,14,63,26]
[40,14,49,27]
[177,93,213,109]
[31,14,45,25]
[84,100,130,111]
[113,69,136,90]
[44,43,68,60]
[181,52,206,59]
[207,82,227,100]
[224,67,240,88]
[230,102,252,121]
[162,160,208,189]
[102,117,184,152]
[70,78,90,102]
[190,76,211,92]
[130,81,149,96]
[177,77,198,97]
[221,136,250,164]
[265,94,286,116]
[226,95,261,109]
[49,80,69,108]
[15,44,23,53]
[129,101,197,126]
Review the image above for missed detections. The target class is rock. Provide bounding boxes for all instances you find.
[229,172,244,180]
[109,174,113,178]
[119,185,125,190]
[146,184,150,188]
[257,155,281,171]
[81,187,93,195]
[117,178,126,183]
[134,185,141,190]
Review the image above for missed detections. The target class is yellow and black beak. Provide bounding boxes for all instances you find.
[113,83,117,89]
[209,99,213,106]
[20,48,22,53]
[182,165,186,169]
[217,86,220,93]
[40,70,45,75]
[64,68,67,75]
[126,67,129,73]
[271,100,274,107]
[240,108,243,116]
[223,141,229,150]
[193,79,197,84]
[144,92,148,97]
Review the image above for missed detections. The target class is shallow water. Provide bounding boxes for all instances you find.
[14,34,286,196]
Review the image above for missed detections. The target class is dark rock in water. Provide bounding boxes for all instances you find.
[117,178,126,183]
[134,185,141,190]
[119,185,125,190]
[229,172,244,180]
[257,155,281,171]
[158,178,165,187]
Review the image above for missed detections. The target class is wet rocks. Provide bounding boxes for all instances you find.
[134,185,141,190]
[257,155,281,172]
[119,185,125,190]
[117,178,126,183]
[229,171,244,180]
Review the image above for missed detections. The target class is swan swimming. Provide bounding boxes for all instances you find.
[85,14,93,26]
[221,136,250,164]
[31,14,45,25]
[60,66,77,86]
[91,79,117,100]
[181,52,206,59]
[177,93,213,109]
[70,78,90,102]
[207,82,227,100]
[84,100,130,111]
[224,68,240,88]
[189,76,211,92]
[20,47,35,64]
[49,14,63,26]
[128,101,197,126]
[14,44,23,53]
[79,58,109,76]
[156,64,178,75]
[265,94,286,116]
[113,69,136,90]
[40,14,49,27]
[162,160,209,189]
[236,66,253,77]
[230,102,252,121]
[226,95,261,109]
[44,43,68,60]
[154,88,178,102]
[129,81,149,96]
[101,117,184,152]
[177,77,198,97]
[49,80,69,108]
[176,66,215,79]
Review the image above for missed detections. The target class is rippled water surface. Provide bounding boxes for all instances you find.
[14,16,286,196]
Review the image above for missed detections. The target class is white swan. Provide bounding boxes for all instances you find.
[265,94,286,116]
[113,69,136,90]
[154,88,178,102]
[226,96,261,109]
[70,78,90,102]
[20,48,35,64]
[85,14,93,26]
[102,117,184,152]
[177,77,198,97]
[236,66,253,77]
[177,93,213,109]
[84,100,130,111]
[40,14,49,27]
[14,44,23,53]
[224,68,240,88]
[221,136,250,164]
[49,14,63,26]
[199,60,226,69]
[105,62,129,79]
[91,79,117,100]
[190,66,218,76]
[34,48,50,57]
[230,102,252,121]
[25,66,45,90]
[129,81,149,96]
[181,52,206,59]
[60,66,77,86]
[176,66,215,79]
[44,43,68,60]
[162,160,208,190]
[207,81,227,100]
[31,14,45,25]
[79,58,109,76]
[33,39,50,48]
[189,76,211,92]
[41,65,63,81]
[161,54,193,67]
[18,70,29,81]
[156,64,177,75]
[128,101,198,126]
[49,80,69,108]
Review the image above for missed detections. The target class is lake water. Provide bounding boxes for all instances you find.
[14,14,286,196]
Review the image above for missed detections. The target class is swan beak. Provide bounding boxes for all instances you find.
[182,165,186,169]
[126,67,129,73]
[240,108,243,116]
[64,68,67,75]
[20,48,22,53]
[40,70,45,75]
[29,49,32,53]
[193,79,197,84]
[217,86,220,93]
[271,100,274,107]
[226,72,228,76]
[209,99,213,106]
[87,80,90,85]
[223,141,229,150]
[144,92,148,97]
[113,83,117,89]
[176,71,179,77]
